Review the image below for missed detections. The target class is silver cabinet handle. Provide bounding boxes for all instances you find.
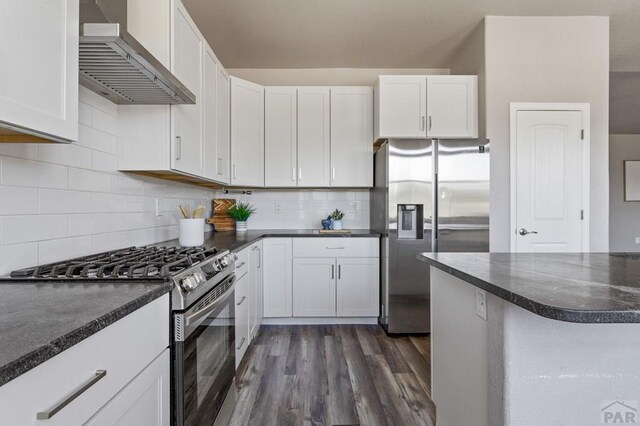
[332,167,336,181]
[236,337,246,350]
[298,168,302,181]
[421,116,425,131]
[518,228,538,236]
[428,116,432,132]
[176,136,182,160]
[232,164,237,180]
[235,261,246,268]
[338,264,341,279]
[257,248,261,269]
[326,246,345,250]
[217,158,223,175]
[292,167,296,182]
[331,264,335,279]
[37,370,107,419]
[236,296,246,306]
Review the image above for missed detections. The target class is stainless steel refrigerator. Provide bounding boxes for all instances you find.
[371,139,490,334]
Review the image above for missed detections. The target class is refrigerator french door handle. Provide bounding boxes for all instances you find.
[432,139,439,252]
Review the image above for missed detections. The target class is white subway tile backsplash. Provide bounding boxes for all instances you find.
[92,193,127,213]
[78,124,116,154]
[0,144,38,161]
[68,213,112,236]
[1,215,67,245]
[1,156,67,189]
[69,168,112,192]
[91,107,117,135]
[39,189,92,214]
[91,150,118,173]
[0,186,38,215]
[0,243,38,276]
[38,236,93,264]
[78,101,92,126]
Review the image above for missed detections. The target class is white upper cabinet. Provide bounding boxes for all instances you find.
[426,75,477,138]
[203,45,219,181]
[0,0,78,143]
[374,75,426,140]
[231,77,264,187]
[215,67,231,184]
[330,87,373,187]
[297,87,331,187]
[171,1,204,176]
[375,75,478,140]
[265,87,297,187]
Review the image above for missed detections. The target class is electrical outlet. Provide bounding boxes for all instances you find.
[476,289,487,320]
[349,201,359,213]
[635,237,640,245]
[155,198,163,217]
[274,202,282,214]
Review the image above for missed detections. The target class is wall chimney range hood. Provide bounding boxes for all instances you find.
[79,0,195,105]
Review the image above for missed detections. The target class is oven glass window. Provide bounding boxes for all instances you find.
[182,290,235,425]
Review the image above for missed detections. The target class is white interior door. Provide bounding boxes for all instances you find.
[514,110,585,252]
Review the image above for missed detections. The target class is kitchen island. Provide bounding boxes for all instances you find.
[418,252,640,426]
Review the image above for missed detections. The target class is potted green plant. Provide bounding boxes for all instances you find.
[227,202,256,232]
[330,208,345,230]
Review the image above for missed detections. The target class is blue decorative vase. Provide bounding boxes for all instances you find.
[321,216,333,230]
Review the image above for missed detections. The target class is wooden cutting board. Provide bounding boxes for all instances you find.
[318,229,352,234]
[206,199,236,231]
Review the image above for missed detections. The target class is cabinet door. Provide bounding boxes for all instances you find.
[293,258,336,317]
[215,67,231,184]
[0,0,78,143]
[85,350,170,426]
[426,76,478,138]
[235,274,249,367]
[297,87,330,187]
[265,88,298,187]
[263,238,293,318]
[203,45,218,180]
[171,0,204,176]
[231,77,265,187]
[330,87,373,187]
[336,258,379,317]
[248,241,263,339]
[376,76,426,139]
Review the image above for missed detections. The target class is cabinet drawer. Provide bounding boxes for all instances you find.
[234,247,250,279]
[293,238,379,258]
[0,294,169,425]
[235,275,250,368]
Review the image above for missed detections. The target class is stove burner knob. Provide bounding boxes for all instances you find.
[211,260,222,272]
[180,275,197,291]
[219,256,229,267]
[194,272,206,285]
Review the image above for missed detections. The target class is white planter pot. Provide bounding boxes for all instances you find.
[178,218,205,246]
[236,221,248,232]
[332,220,343,230]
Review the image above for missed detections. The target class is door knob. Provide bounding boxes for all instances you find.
[518,228,538,236]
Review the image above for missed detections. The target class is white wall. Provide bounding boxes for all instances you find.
[220,190,370,230]
[484,16,610,251]
[227,68,449,86]
[0,87,216,275]
[609,134,640,251]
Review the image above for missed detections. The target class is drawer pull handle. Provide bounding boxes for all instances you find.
[236,337,246,350]
[326,246,345,250]
[37,370,107,419]
[236,261,246,268]
[237,296,247,306]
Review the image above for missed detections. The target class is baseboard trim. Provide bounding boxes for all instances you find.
[262,317,378,325]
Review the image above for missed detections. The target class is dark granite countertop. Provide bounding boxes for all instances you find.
[0,281,171,387]
[418,252,640,324]
[162,229,380,253]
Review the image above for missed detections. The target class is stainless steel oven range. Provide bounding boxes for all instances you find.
[4,244,238,426]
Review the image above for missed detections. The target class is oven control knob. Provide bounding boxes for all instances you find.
[219,256,229,267]
[193,272,206,285]
[211,260,222,272]
[180,275,197,291]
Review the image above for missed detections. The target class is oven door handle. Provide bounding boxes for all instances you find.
[184,277,236,327]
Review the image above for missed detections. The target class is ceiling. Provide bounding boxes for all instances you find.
[183,0,640,71]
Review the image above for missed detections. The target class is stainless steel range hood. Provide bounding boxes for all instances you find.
[79,0,195,105]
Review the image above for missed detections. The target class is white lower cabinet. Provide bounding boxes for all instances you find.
[0,295,169,425]
[263,238,293,318]
[85,350,170,426]
[234,241,263,368]
[336,258,380,317]
[293,258,337,317]
[248,241,263,340]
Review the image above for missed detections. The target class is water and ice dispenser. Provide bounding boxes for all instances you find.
[397,204,424,239]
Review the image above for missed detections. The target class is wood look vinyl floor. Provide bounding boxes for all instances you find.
[228,325,436,426]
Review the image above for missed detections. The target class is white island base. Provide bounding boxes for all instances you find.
[431,267,640,426]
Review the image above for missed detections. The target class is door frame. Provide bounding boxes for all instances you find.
[509,102,591,252]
